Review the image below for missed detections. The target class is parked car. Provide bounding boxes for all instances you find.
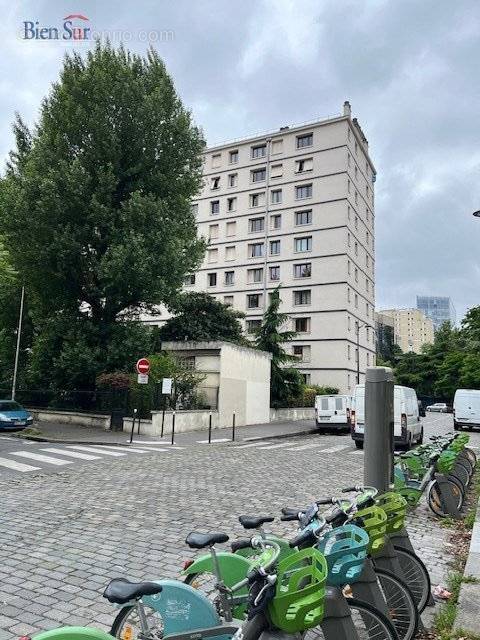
[453,389,480,431]
[426,402,448,413]
[314,394,351,431]
[0,400,34,430]
[351,384,422,450]
[417,400,426,417]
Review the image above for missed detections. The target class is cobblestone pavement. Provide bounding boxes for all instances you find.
[0,413,476,637]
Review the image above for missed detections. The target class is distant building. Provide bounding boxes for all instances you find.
[416,296,456,330]
[379,308,434,354]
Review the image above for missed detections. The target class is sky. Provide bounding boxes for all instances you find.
[1,0,480,322]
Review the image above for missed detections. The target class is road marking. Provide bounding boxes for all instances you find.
[96,445,149,453]
[10,451,73,466]
[67,445,126,457]
[0,456,40,472]
[130,447,169,452]
[349,449,364,455]
[234,442,273,449]
[316,445,350,454]
[257,441,293,450]
[41,448,101,461]
[196,438,230,444]
[286,442,335,451]
[131,440,169,444]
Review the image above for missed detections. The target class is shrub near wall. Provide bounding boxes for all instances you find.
[281,385,339,408]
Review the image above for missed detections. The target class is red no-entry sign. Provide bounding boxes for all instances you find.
[136,358,150,375]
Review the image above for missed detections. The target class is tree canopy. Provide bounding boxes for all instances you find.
[0,43,206,389]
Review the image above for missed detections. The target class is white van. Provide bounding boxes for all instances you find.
[315,394,351,431]
[351,384,422,449]
[453,389,480,431]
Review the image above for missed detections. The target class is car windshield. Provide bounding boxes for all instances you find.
[0,401,22,411]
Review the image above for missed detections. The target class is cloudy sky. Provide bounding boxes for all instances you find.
[2,0,480,321]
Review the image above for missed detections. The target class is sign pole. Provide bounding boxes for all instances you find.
[232,412,236,442]
[171,410,176,445]
[11,286,25,401]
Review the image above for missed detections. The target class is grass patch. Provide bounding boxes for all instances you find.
[18,426,42,437]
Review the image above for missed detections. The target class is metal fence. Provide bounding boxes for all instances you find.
[0,385,219,418]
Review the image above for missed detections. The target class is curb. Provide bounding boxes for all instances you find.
[239,427,319,442]
[453,495,480,635]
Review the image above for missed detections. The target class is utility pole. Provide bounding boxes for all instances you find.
[11,286,25,401]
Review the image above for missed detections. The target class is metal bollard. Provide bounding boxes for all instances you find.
[232,412,236,442]
[129,408,137,444]
[171,411,176,445]
[208,411,212,444]
[364,367,394,492]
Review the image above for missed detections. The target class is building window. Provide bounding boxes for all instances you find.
[366,278,369,292]
[228,173,238,187]
[294,290,311,305]
[347,260,351,275]
[191,203,198,215]
[301,373,311,385]
[207,272,217,287]
[224,295,234,306]
[366,230,370,245]
[251,167,266,183]
[208,248,218,263]
[295,158,313,173]
[269,265,280,281]
[249,243,264,258]
[367,352,370,366]
[355,190,358,205]
[271,139,283,154]
[184,274,195,286]
[246,319,261,334]
[229,150,238,164]
[210,200,220,215]
[354,267,358,282]
[212,153,221,168]
[250,192,265,207]
[225,245,236,261]
[355,141,358,155]
[226,221,236,236]
[294,236,312,252]
[347,232,351,246]
[295,317,310,333]
[270,240,281,255]
[209,224,219,239]
[295,210,312,226]
[355,215,358,229]
[271,189,282,204]
[249,217,265,233]
[247,294,261,309]
[366,254,370,268]
[354,242,358,256]
[225,271,235,286]
[227,197,236,212]
[271,214,282,229]
[294,263,311,278]
[347,287,351,303]
[354,166,358,181]
[354,293,358,308]
[296,133,313,148]
[211,176,220,190]
[347,315,351,331]
[248,268,263,283]
[348,344,351,360]
[295,184,312,200]
[293,345,311,362]
[251,144,266,159]
[271,163,283,178]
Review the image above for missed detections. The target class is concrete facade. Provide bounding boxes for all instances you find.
[161,341,271,427]
[145,103,376,395]
[379,308,434,353]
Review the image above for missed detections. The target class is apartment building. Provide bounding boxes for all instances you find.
[148,102,376,393]
[379,308,434,354]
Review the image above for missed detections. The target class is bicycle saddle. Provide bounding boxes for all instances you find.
[238,515,274,529]
[103,578,162,604]
[185,532,229,549]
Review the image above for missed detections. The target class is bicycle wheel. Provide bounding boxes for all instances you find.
[427,479,463,518]
[456,455,474,477]
[304,597,399,640]
[450,463,470,488]
[375,568,418,640]
[462,446,477,467]
[111,604,164,640]
[392,546,431,613]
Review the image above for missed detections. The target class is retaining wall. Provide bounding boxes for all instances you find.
[32,409,110,430]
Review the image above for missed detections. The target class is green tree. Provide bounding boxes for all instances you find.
[0,43,205,388]
[254,287,303,405]
[157,292,245,344]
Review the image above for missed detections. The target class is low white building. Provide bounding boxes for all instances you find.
[161,341,271,428]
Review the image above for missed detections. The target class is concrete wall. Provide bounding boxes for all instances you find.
[142,410,220,436]
[270,407,315,422]
[32,410,111,430]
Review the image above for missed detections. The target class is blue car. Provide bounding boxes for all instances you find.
[0,399,34,430]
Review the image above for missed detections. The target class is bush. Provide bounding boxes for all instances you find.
[277,385,340,408]
[96,372,133,390]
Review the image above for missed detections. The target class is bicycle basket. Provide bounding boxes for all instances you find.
[268,547,327,633]
[316,524,368,587]
[398,486,423,507]
[450,435,468,452]
[355,504,387,554]
[437,451,456,474]
[375,492,407,535]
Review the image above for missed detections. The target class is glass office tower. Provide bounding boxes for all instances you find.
[416,296,456,330]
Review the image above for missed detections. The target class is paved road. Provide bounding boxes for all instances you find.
[0,413,476,637]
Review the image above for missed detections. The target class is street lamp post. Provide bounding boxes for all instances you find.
[11,286,25,401]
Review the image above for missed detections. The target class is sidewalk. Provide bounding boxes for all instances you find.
[454,495,480,635]
[14,416,319,446]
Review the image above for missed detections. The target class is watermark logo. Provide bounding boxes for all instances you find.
[23,14,91,41]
